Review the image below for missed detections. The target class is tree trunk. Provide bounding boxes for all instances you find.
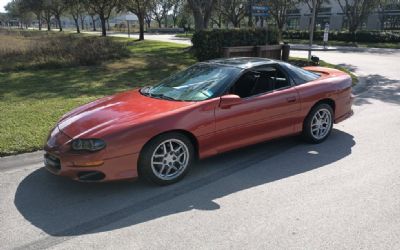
[139,14,145,40]
[164,16,168,27]
[73,17,80,33]
[91,15,97,31]
[80,15,85,30]
[100,15,107,36]
[56,15,62,32]
[107,19,110,31]
[192,9,204,31]
[157,20,162,28]
[37,15,42,30]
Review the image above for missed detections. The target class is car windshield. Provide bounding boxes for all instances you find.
[141,63,241,101]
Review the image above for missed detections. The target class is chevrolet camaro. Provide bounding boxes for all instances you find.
[44,57,353,185]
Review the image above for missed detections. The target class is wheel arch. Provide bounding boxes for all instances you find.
[137,129,199,176]
[303,98,336,126]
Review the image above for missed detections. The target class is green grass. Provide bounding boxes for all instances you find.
[175,33,193,39]
[289,57,359,85]
[0,39,195,156]
[286,39,400,49]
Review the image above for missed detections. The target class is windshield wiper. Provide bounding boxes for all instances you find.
[148,93,177,101]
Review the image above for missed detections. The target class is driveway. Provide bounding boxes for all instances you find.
[1,42,399,249]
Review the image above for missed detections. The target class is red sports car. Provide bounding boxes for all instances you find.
[44,58,353,185]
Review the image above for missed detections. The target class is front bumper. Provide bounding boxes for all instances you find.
[44,152,140,182]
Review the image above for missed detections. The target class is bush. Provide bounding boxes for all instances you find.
[282,30,400,43]
[192,28,278,61]
[0,30,130,70]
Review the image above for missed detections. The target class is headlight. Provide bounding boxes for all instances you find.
[71,139,106,152]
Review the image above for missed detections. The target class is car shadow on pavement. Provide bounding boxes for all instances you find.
[14,129,355,240]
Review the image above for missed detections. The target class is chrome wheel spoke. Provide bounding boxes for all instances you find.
[310,108,332,140]
[151,139,190,181]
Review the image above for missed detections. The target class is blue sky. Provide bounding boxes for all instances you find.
[0,0,11,12]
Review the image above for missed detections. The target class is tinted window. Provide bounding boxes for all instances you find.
[230,66,291,98]
[142,63,241,101]
[282,62,320,84]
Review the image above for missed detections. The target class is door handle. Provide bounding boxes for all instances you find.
[286,96,297,103]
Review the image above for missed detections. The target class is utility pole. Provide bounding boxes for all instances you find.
[308,0,317,61]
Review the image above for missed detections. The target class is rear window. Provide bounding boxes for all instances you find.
[282,62,321,85]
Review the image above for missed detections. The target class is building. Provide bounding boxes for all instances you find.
[286,0,400,30]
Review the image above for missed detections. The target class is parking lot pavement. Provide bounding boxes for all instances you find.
[1,49,399,250]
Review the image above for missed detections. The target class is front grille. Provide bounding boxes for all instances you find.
[44,153,61,171]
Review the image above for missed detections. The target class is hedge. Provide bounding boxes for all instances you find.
[283,30,400,43]
[192,29,278,61]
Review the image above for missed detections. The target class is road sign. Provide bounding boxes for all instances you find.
[252,6,269,11]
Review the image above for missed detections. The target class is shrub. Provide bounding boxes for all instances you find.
[0,30,130,70]
[282,30,400,43]
[192,28,278,61]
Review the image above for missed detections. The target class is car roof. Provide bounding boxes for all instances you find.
[206,57,280,69]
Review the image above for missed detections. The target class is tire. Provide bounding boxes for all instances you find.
[138,132,195,185]
[302,103,334,144]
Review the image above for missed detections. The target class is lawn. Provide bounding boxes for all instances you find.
[0,31,357,156]
[0,35,195,156]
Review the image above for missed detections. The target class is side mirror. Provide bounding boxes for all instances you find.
[220,94,241,109]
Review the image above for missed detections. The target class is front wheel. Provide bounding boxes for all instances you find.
[138,132,194,185]
[303,103,334,143]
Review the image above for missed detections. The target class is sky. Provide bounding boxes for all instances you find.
[0,0,11,13]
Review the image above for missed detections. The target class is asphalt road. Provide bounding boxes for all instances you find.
[1,45,400,249]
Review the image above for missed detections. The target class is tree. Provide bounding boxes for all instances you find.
[337,0,380,35]
[171,0,182,27]
[20,0,45,30]
[5,0,34,28]
[46,0,67,31]
[216,0,247,27]
[268,0,294,41]
[67,0,86,33]
[150,0,173,28]
[124,0,151,40]
[301,0,329,30]
[87,0,119,36]
[187,0,214,31]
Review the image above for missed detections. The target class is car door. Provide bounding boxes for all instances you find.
[213,64,301,153]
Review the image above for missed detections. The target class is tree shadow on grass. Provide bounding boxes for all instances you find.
[14,129,354,249]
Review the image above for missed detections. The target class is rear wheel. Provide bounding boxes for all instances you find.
[139,132,194,185]
[303,103,333,143]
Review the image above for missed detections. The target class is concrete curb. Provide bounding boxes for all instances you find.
[0,151,44,171]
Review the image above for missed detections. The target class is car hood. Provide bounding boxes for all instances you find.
[57,89,194,138]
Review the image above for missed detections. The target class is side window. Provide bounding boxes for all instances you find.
[230,71,259,98]
[270,67,291,90]
[230,66,291,98]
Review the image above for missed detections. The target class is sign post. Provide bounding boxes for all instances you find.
[323,23,329,49]
[252,1,269,44]
[126,13,136,39]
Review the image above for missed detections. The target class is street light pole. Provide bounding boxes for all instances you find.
[308,0,317,61]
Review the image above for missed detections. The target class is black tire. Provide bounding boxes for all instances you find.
[302,103,334,144]
[138,132,195,185]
